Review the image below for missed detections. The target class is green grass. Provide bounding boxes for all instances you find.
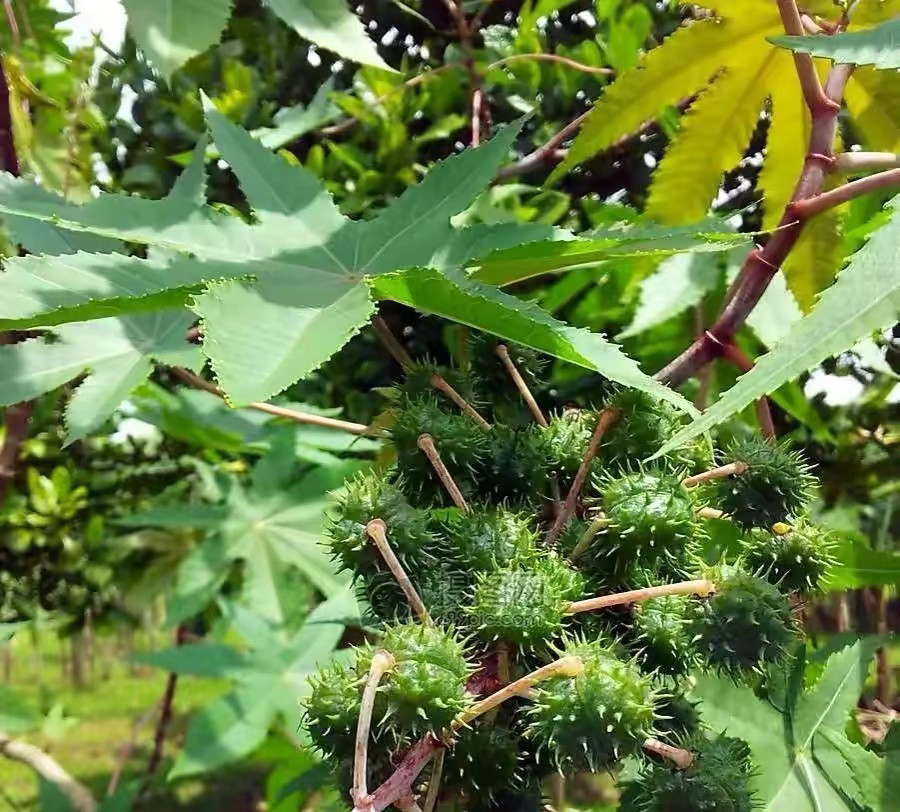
[0,630,265,810]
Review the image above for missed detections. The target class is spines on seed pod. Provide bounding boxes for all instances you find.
[391,395,491,505]
[594,469,702,577]
[653,691,701,739]
[467,555,581,648]
[327,469,436,575]
[631,594,702,678]
[482,423,551,504]
[438,507,539,571]
[711,436,816,530]
[600,388,712,471]
[399,361,477,410]
[689,562,795,678]
[543,409,599,482]
[525,640,657,773]
[467,331,548,421]
[622,732,756,811]
[364,621,473,740]
[442,723,526,801]
[742,522,835,594]
[303,660,363,761]
[363,564,468,625]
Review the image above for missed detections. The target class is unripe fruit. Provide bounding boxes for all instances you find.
[543,410,598,481]
[482,424,550,504]
[742,522,835,594]
[526,640,657,772]
[304,661,363,760]
[439,507,539,571]
[623,732,756,811]
[631,594,701,678]
[364,564,468,625]
[467,556,581,647]
[467,332,547,422]
[442,723,525,800]
[597,470,700,574]
[391,396,490,506]
[364,622,472,739]
[327,469,435,575]
[690,563,794,676]
[653,691,701,739]
[712,437,816,529]
[400,362,477,410]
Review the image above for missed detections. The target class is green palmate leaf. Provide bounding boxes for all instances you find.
[694,640,884,812]
[0,310,200,444]
[772,19,900,70]
[252,78,341,151]
[262,0,392,71]
[617,250,722,339]
[656,194,900,457]
[817,728,900,811]
[121,0,234,82]
[370,267,696,414]
[139,590,357,778]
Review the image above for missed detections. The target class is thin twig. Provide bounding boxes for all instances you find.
[429,375,491,428]
[421,749,444,812]
[776,0,837,115]
[0,733,95,812]
[366,520,431,623]
[565,579,715,615]
[789,167,900,219]
[352,650,396,809]
[682,461,749,488]
[544,408,620,545]
[417,434,471,511]
[495,344,548,426]
[642,738,694,769]
[568,515,610,562]
[720,343,776,440]
[487,53,613,76]
[834,151,900,173]
[170,367,375,436]
[146,626,186,778]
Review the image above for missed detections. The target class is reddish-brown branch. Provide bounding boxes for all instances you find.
[776,0,837,115]
[790,167,900,219]
[566,579,715,614]
[657,63,854,387]
[146,626,187,777]
[834,151,900,173]
[643,738,694,769]
[495,110,591,181]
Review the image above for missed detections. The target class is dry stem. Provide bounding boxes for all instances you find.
[545,409,620,545]
[366,520,431,623]
[352,650,396,809]
[682,461,748,488]
[429,375,491,428]
[495,344,548,426]
[642,738,694,769]
[417,434,471,511]
[566,580,715,615]
[421,749,445,812]
[171,367,375,436]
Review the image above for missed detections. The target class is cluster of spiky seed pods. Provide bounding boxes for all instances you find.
[304,330,834,811]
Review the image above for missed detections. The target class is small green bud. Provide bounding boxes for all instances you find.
[742,522,835,594]
[632,595,701,678]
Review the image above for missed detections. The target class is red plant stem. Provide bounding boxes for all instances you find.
[495,110,591,181]
[0,57,33,507]
[790,167,900,219]
[720,343,776,440]
[776,0,837,115]
[146,626,187,777]
[544,408,620,545]
[442,0,486,146]
[565,579,715,614]
[356,736,442,812]
[643,738,694,769]
[657,63,854,387]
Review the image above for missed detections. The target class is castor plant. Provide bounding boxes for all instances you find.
[304,328,832,811]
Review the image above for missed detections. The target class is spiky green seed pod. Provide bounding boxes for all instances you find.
[327,469,436,575]
[399,362,477,411]
[597,471,701,574]
[442,723,525,801]
[601,389,711,471]
[526,640,657,773]
[482,424,550,504]
[391,396,490,506]
[543,410,598,481]
[439,507,539,571]
[632,595,701,678]
[690,563,795,677]
[467,332,547,423]
[653,691,701,739]
[467,556,580,647]
[742,522,835,594]
[622,732,756,811]
[712,437,816,529]
[365,622,472,740]
[363,565,469,625]
[303,660,362,760]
